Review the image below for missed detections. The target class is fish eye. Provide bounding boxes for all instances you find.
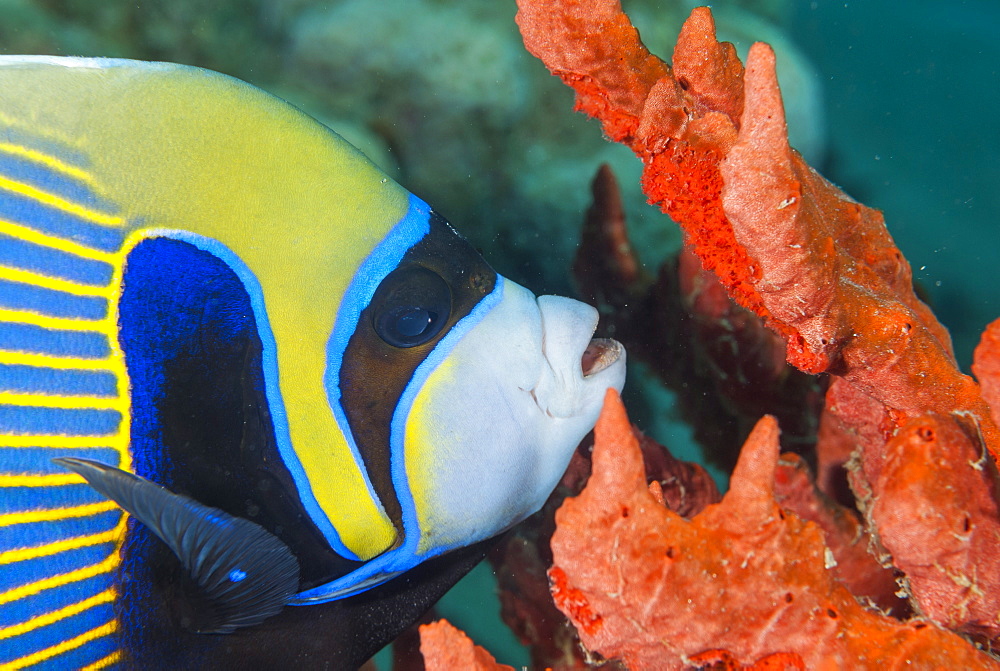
[371,265,451,348]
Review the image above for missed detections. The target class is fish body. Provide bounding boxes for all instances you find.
[0,57,625,668]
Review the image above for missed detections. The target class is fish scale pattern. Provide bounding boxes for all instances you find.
[0,128,131,670]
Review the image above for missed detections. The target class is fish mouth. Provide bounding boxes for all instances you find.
[530,294,626,420]
[581,337,624,378]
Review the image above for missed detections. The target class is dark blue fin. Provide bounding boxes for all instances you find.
[52,457,300,634]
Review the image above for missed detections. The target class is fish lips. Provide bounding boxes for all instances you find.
[529,294,626,421]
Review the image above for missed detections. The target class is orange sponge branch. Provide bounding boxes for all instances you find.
[515,0,1000,461]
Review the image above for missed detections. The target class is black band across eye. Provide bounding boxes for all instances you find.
[371,265,452,348]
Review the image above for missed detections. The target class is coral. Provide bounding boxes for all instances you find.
[853,414,1000,637]
[772,452,907,616]
[489,418,720,670]
[574,164,646,311]
[546,389,999,669]
[516,0,998,458]
[418,619,513,671]
[809,374,1000,638]
[517,0,1000,642]
[574,164,825,468]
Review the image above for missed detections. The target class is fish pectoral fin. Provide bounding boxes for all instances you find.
[53,457,300,634]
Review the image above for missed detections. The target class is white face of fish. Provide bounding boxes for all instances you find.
[401,277,626,556]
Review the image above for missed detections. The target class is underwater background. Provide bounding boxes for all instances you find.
[2,0,997,666]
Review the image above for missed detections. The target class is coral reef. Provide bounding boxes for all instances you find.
[542,390,997,669]
[0,0,278,80]
[516,1,997,454]
[513,0,1000,656]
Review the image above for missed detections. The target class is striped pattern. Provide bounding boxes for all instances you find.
[0,129,130,669]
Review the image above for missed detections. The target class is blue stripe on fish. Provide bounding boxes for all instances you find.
[0,572,116,634]
[0,510,122,552]
[0,447,122,473]
[0,278,108,320]
[0,322,112,358]
[0,233,115,287]
[0,191,124,253]
[0,127,92,172]
[47,631,120,670]
[0,484,111,514]
[0,153,113,212]
[0,364,118,396]
[0,601,116,666]
[0,406,121,436]
[0,543,115,593]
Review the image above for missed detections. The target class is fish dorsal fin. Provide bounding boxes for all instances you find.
[53,457,300,633]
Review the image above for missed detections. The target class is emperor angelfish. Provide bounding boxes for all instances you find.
[0,56,625,668]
